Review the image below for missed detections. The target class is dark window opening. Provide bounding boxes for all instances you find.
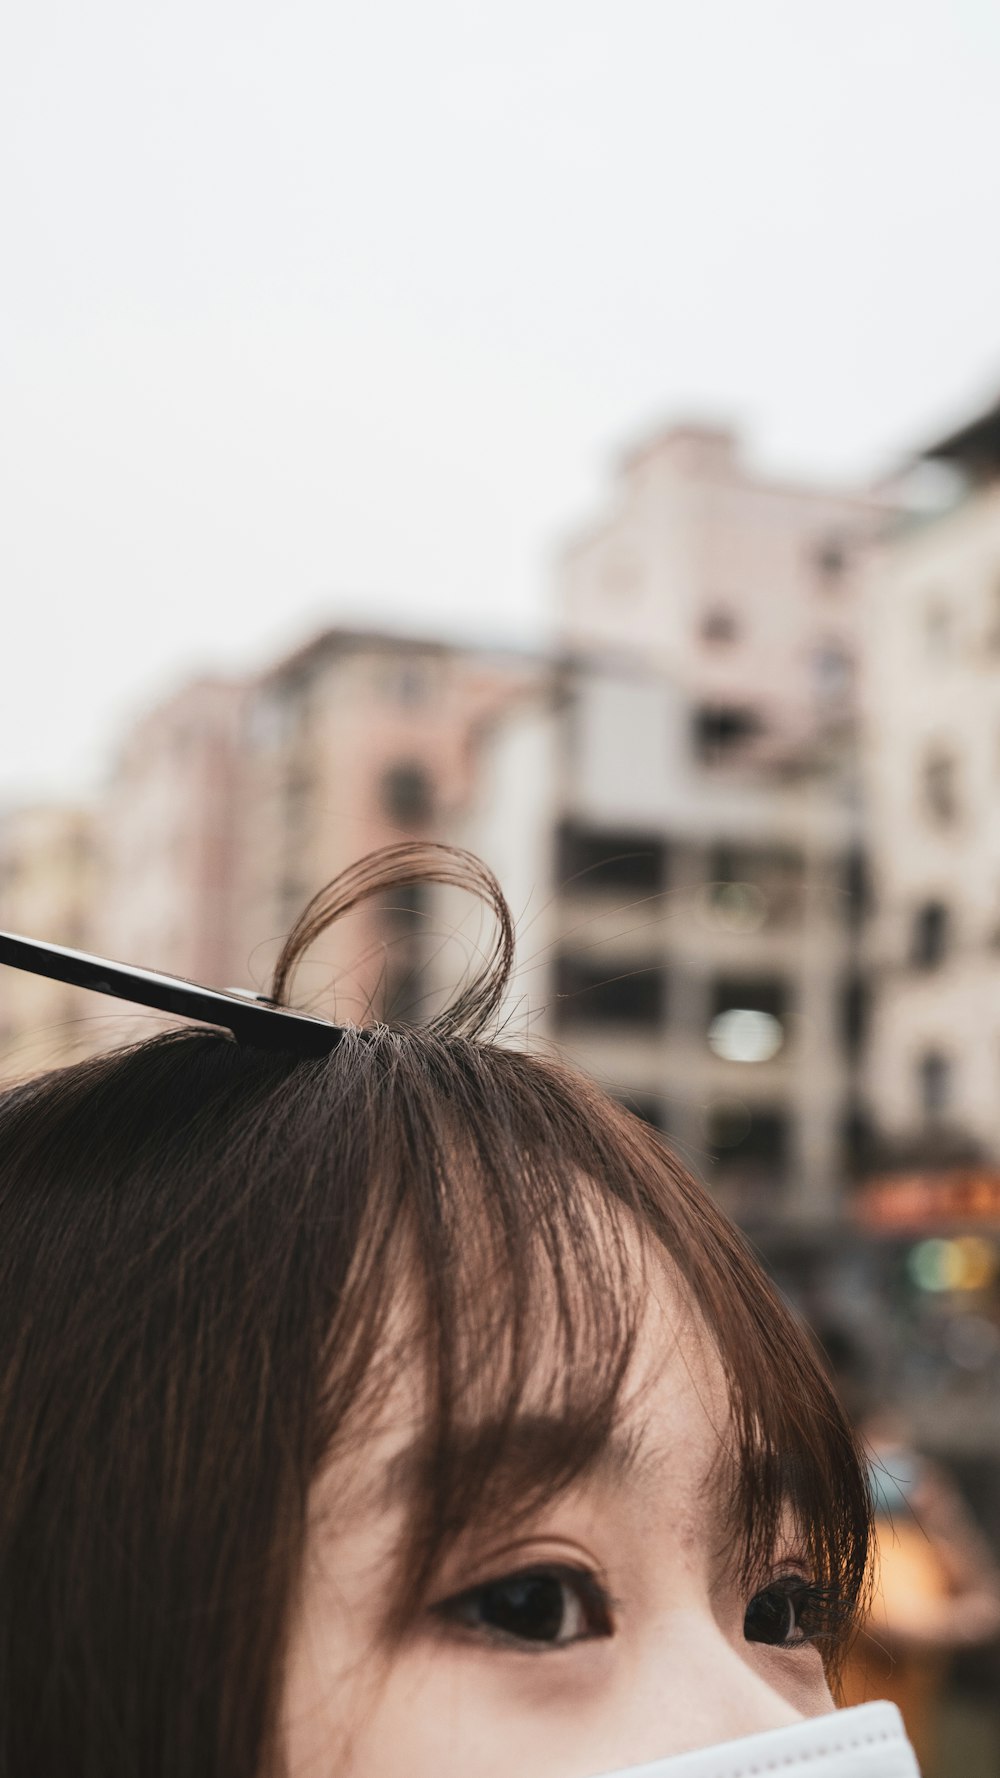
[841,1103,875,1175]
[708,1104,789,1167]
[912,900,949,968]
[922,748,959,826]
[693,704,763,766]
[382,762,434,826]
[709,844,803,925]
[841,973,868,1060]
[552,953,667,1032]
[841,846,870,929]
[813,642,853,698]
[700,606,739,645]
[815,538,847,582]
[918,1049,952,1119]
[556,823,668,894]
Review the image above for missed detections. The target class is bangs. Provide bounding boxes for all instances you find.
[311,1026,871,1663]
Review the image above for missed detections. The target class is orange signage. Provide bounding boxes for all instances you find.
[856,1169,1000,1232]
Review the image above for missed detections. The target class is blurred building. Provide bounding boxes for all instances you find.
[447,421,881,1228]
[450,653,867,1229]
[556,421,879,760]
[230,627,540,1018]
[0,801,99,1077]
[865,394,1000,1165]
[852,394,1000,1469]
[0,631,537,1067]
[96,676,248,987]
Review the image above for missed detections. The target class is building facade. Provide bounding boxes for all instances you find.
[451,654,866,1230]
[865,397,1000,1163]
[556,421,879,764]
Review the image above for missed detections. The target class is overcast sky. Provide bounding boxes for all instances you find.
[3,0,999,801]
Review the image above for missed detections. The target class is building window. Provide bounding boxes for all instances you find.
[707,844,803,930]
[841,973,868,1060]
[813,641,853,698]
[922,747,959,826]
[918,1049,952,1119]
[841,847,870,929]
[692,705,763,766]
[708,980,788,1063]
[395,662,429,706]
[707,1101,789,1167]
[912,900,949,968]
[381,762,434,825]
[556,823,668,895]
[552,953,667,1032]
[814,537,847,583]
[840,1103,874,1175]
[700,605,739,645]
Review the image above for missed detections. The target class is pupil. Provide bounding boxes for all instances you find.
[744,1586,793,1645]
[481,1574,565,1642]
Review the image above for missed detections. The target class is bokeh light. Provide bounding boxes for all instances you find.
[708,1008,784,1064]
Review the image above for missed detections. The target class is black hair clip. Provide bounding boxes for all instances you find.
[0,931,347,1059]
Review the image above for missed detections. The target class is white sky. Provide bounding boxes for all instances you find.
[3,0,999,801]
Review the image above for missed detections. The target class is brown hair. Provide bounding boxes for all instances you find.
[0,844,871,1778]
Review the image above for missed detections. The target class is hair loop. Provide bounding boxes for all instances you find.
[269,842,515,1039]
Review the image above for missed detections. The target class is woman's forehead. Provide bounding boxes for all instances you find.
[314,1251,734,1534]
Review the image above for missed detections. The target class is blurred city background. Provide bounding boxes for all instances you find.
[4,4,1000,1774]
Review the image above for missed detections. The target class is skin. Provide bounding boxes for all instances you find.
[280,1253,835,1778]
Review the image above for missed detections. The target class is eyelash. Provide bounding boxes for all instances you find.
[433,1564,847,1654]
[743,1573,850,1649]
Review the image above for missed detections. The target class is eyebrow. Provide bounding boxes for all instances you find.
[381,1411,660,1518]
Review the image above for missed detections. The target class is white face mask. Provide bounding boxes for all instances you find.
[586,1702,921,1778]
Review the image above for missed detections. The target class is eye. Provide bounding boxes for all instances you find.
[434,1563,614,1651]
[744,1575,836,1648]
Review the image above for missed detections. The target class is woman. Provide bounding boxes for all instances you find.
[0,845,916,1777]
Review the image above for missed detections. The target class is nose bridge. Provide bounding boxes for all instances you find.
[641,1610,806,1754]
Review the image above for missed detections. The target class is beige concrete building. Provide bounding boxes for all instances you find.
[0,802,100,1078]
[441,418,881,1227]
[556,421,880,763]
[865,396,1000,1163]
[450,654,866,1229]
